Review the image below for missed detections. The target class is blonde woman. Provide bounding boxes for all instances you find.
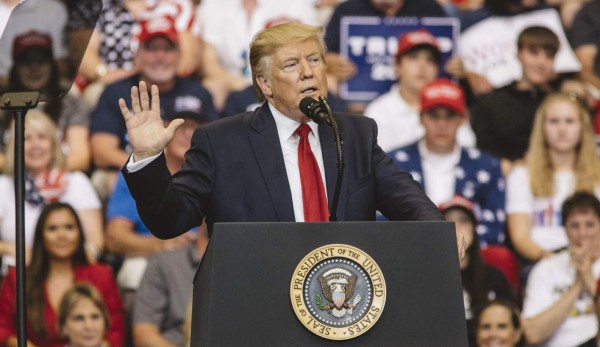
[506,92,600,263]
[0,109,102,276]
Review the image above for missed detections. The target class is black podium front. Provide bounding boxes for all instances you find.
[191,221,467,346]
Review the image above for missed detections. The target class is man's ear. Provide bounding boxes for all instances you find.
[256,75,273,99]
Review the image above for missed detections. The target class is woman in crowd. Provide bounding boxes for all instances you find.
[58,283,111,347]
[0,30,91,172]
[0,202,123,347]
[506,92,600,264]
[440,196,516,346]
[0,109,102,276]
[475,299,523,347]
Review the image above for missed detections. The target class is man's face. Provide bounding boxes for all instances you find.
[565,209,600,252]
[257,39,328,123]
[517,45,555,86]
[421,107,464,153]
[137,36,179,85]
[396,49,439,95]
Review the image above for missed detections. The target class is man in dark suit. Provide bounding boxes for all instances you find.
[118,22,448,242]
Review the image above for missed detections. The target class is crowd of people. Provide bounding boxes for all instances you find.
[0,0,598,346]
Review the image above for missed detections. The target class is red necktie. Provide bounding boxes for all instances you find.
[296,124,329,222]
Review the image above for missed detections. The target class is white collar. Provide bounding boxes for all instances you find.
[418,139,461,163]
[268,102,320,147]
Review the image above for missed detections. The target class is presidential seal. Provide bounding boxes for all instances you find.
[290,244,386,340]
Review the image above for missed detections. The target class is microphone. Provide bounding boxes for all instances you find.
[299,97,332,126]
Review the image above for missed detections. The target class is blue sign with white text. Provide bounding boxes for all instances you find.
[339,16,459,102]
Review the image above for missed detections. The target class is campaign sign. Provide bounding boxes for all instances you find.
[339,16,458,102]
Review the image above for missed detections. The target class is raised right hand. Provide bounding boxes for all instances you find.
[118,81,184,161]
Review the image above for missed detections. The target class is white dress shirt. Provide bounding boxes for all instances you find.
[126,102,328,222]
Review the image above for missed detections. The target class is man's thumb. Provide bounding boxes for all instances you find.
[166,118,185,136]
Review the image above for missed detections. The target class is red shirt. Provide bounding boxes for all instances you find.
[0,264,124,347]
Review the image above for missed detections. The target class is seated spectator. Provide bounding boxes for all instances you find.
[471,26,561,173]
[132,224,209,347]
[440,196,516,346]
[58,283,112,347]
[76,0,198,106]
[89,16,217,197]
[474,299,523,347]
[0,30,91,172]
[0,202,124,347]
[506,92,600,263]
[570,0,600,99]
[471,27,559,173]
[521,192,600,347]
[365,29,475,152]
[0,109,102,276]
[387,79,505,245]
[105,111,208,293]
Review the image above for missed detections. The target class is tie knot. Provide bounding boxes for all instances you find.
[296,124,312,139]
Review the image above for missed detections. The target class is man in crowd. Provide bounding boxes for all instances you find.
[521,192,600,347]
[387,79,505,246]
[90,16,217,196]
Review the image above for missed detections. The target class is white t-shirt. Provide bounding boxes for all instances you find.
[194,0,320,82]
[0,171,101,268]
[506,166,600,251]
[419,140,461,205]
[522,251,600,347]
[364,84,476,153]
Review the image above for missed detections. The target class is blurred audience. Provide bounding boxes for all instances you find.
[506,93,600,264]
[0,30,91,172]
[0,202,124,347]
[387,79,504,245]
[76,0,199,107]
[365,29,475,153]
[0,110,102,277]
[471,26,561,174]
[521,192,600,347]
[58,283,112,347]
[89,16,217,198]
[570,0,600,99]
[324,0,445,87]
[105,111,207,294]
[194,0,321,111]
[440,196,516,346]
[132,224,208,347]
[475,299,523,347]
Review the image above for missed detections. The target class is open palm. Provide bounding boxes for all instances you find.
[118,81,184,161]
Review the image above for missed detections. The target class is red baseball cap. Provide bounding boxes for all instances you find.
[396,29,441,60]
[438,195,477,224]
[138,16,178,46]
[420,79,466,114]
[12,30,53,60]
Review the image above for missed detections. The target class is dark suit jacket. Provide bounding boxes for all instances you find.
[123,103,443,238]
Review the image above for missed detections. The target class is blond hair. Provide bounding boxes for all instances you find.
[57,283,110,336]
[526,93,600,197]
[3,109,65,175]
[249,22,326,102]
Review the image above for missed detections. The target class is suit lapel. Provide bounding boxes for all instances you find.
[319,115,347,220]
[248,103,295,221]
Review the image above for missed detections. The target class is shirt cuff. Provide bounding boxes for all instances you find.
[126,152,162,172]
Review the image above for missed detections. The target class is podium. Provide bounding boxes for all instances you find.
[190,222,467,346]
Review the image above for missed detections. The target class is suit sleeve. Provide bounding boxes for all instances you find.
[368,119,444,221]
[122,126,214,239]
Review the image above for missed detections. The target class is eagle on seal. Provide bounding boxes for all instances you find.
[317,267,362,318]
